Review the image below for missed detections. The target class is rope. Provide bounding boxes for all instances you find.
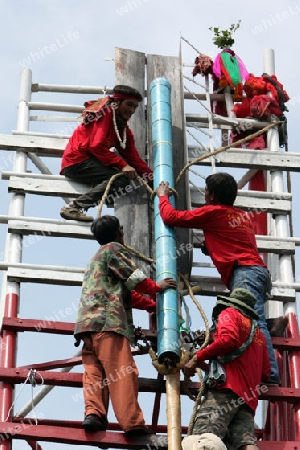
[5,369,44,422]
[179,275,210,345]
[148,346,191,376]
[147,272,211,437]
[180,35,202,56]
[176,120,281,186]
[148,276,210,377]
[97,173,154,217]
[173,274,211,435]
[97,172,122,217]
[186,368,206,435]
[96,122,281,212]
[123,243,154,264]
[151,186,178,202]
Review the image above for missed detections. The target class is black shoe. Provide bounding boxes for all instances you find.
[82,414,106,432]
[125,427,153,437]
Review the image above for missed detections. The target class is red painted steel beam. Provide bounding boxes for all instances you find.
[259,386,300,403]
[1,368,300,403]
[257,443,300,449]
[0,292,19,450]
[286,312,300,440]
[1,422,300,449]
[12,417,169,434]
[0,423,168,449]
[272,336,300,351]
[26,440,43,450]
[1,317,74,334]
[19,357,82,371]
[2,318,157,342]
[0,368,82,387]
[9,418,268,437]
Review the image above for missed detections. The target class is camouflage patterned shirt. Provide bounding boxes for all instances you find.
[74,242,151,345]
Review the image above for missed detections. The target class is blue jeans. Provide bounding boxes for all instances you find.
[230,265,280,384]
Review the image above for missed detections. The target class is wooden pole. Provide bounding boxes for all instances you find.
[166,373,182,450]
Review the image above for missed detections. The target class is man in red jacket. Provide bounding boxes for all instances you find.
[60,85,153,221]
[183,288,270,449]
[156,172,280,385]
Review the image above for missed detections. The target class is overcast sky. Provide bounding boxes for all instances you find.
[0,1,299,449]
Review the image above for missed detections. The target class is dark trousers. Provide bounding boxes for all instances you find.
[61,157,130,210]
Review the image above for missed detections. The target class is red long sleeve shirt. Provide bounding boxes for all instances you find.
[60,109,152,180]
[131,291,156,313]
[197,307,270,412]
[158,197,266,288]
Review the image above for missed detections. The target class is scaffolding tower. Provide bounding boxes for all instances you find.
[0,45,300,449]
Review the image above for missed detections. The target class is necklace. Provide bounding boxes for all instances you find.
[112,106,127,149]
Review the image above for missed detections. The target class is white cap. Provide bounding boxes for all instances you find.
[182,433,227,450]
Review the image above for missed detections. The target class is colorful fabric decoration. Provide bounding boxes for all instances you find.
[213,49,249,101]
[192,53,214,77]
[233,73,289,120]
[213,49,249,85]
[250,94,282,120]
[231,72,289,235]
[80,91,144,125]
[80,97,110,124]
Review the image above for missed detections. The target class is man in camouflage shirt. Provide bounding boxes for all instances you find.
[74,215,176,436]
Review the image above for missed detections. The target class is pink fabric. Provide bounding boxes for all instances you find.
[212,53,222,79]
[236,54,249,81]
[212,51,249,81]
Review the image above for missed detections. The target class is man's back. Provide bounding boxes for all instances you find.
[197,307,270,411]
[158,198,266,287]
[74,242,135,341]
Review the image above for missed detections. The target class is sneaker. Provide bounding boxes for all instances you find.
[82,414,107,432]
[60,205,94,222]
[125,427,153,437]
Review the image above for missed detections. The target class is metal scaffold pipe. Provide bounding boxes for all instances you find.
[150,77,181,450]
[150,77,180,366]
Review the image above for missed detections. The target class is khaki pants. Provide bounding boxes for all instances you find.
[82,331,146,432]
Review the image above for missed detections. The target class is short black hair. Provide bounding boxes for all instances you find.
[91,215,120,245]
[113,85,143,102]
[205,172,237,206]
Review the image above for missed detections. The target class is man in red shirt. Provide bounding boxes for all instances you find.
[156,172,280,385]
[60,85,153,221]
[183,288,270,449]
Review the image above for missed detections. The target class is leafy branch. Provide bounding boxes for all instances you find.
[209,20,241,49]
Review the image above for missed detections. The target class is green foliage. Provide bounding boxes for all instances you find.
[209,20,241,49]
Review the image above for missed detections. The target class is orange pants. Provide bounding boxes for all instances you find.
[82,331,146,432]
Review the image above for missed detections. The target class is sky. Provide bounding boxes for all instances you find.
[0,1,300,449]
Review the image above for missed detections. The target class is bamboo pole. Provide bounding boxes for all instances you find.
[166,373,182,448]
